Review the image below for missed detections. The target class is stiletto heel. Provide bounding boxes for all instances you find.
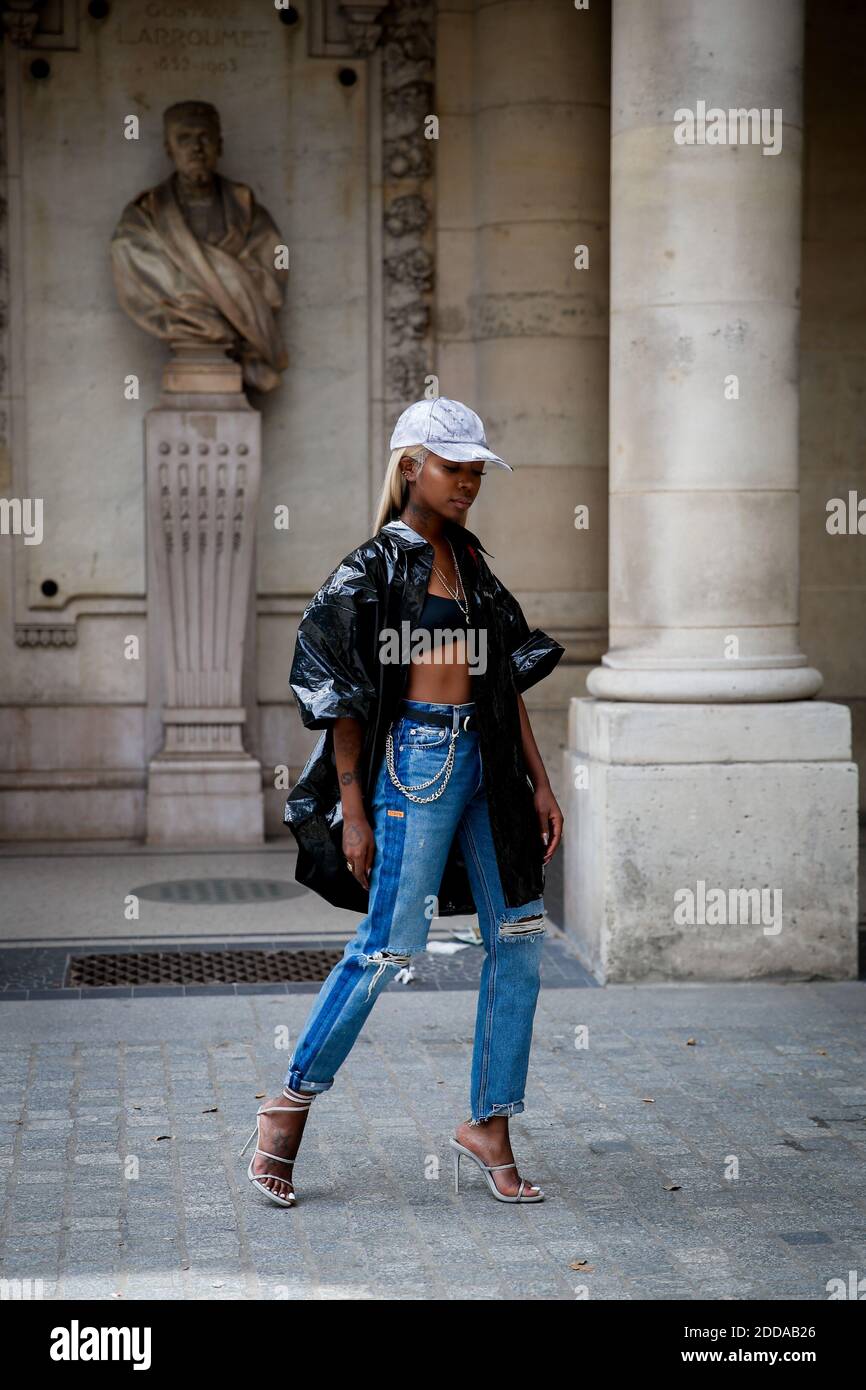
[453,1147,461,1194]
[242,1085,315,1208]
[448,1136,544,1203]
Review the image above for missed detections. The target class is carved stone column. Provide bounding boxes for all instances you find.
[564,0,857,982]
[144,354,264,844]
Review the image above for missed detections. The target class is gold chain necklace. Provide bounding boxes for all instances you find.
[430,539,469,619]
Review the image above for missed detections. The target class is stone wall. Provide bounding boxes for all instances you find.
[1,0,864,847]
[434,0,612,806]
[0,0,369,837]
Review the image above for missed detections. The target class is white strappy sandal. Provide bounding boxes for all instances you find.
[449,1136,545,1203]
[239,1085,315,1208]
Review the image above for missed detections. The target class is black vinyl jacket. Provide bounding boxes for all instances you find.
[283,517,565,916]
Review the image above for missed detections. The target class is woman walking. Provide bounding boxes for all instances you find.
[241,398,565,1207]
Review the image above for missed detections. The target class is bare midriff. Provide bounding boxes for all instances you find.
[403,643,474,704]
[402,582,475,705]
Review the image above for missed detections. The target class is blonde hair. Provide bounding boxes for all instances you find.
[372,444,430,534]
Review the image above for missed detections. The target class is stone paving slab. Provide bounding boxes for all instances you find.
[0,981,864,1300]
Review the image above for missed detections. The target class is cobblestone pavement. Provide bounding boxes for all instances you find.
[1,981,864,1300]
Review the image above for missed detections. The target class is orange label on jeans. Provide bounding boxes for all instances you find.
[386,808,405,818]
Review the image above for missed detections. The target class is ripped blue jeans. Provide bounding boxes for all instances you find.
[284,698,546,1124]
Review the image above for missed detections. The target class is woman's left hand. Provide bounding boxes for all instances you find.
[534,783,563,865]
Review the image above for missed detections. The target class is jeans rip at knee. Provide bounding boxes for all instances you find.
[360,947,414,999]
[496,900,546,942]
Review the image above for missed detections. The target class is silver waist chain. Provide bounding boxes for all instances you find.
[384,724,460,803]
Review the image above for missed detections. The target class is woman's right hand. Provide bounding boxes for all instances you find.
[343,814,375,891]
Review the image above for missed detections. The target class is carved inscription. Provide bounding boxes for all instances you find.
[116,2,270,72]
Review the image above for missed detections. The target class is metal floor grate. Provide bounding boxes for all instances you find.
[65,947,343,988]
[130,879,299,905]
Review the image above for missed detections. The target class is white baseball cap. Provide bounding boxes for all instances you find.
[389,397,512,471]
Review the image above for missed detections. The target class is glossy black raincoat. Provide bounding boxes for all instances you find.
[283,517,565,916]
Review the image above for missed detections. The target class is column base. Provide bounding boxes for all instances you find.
[146,755,264,847]
[586,664,824,702]
[563,699,858,983]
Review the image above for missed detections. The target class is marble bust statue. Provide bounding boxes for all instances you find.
[110,100,289,393]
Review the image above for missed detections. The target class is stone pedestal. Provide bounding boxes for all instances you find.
[144,354,264,845]
[564,698,858,983]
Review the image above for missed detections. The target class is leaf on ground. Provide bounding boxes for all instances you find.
[641,1097,655,1103]
[685,1038,697,1046]
[202,1106,218,1113]
[568,1259,594,1272]
[154,1134,172,1142]
[664,1181,681,1191]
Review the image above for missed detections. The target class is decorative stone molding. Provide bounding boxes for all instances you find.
[308,0,387,58]
[383,132,432,182]
[155,450,248,566]
[384,245,434,293]
[7,0,79,49]
[383,191,429,239]
[0,52,7,411]
[380,0,435,407]
[386,298,430,346]
[305,0,437,412]
[15,624,77,647]
[340,1,388,54]
[147,424,258,759]
[1,2,41,47]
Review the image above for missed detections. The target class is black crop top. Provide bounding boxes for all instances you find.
[411,590,479,656]
[414,591,468,634]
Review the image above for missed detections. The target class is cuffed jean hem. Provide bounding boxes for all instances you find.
[469,1099,525,1124]
[282,1069,333,1096]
